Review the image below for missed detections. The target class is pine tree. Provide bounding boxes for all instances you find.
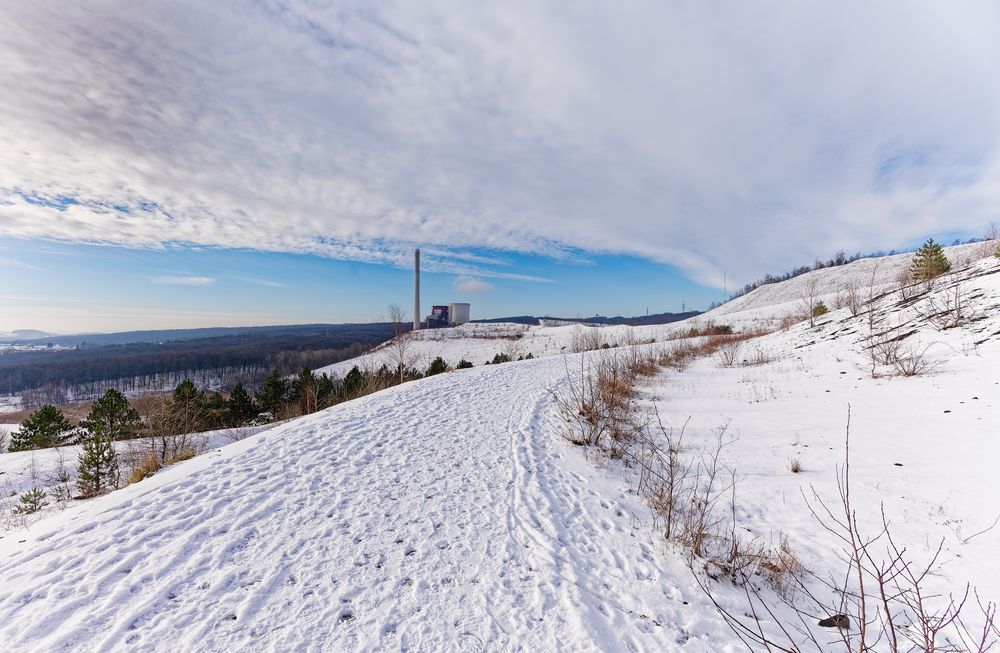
[77,428,120,497]
[255,370,289,417]
[202,391,227,429]
[425,357,448,376]
[226,383,257,426]
[341,366,364,399]
[910,239,951,280]
[291,367,317,415]
[81,389,141,441]
[169,379,208,434]
[9,404,74,451]
[14,488,47,514]
[315,374,335,410]
[456,359,473,369]
[811,301,830,318]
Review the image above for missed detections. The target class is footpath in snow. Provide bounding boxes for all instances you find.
[0,357,736,652]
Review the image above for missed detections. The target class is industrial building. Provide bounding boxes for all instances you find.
[413,249,470,329]
[424,303,471,329]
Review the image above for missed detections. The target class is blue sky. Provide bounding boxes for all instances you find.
[0,237,723,332]
[2,1,999,333]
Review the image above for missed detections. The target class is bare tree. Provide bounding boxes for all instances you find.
[387,303,407,337]
[798,276,823,327]
[975,222,999,260]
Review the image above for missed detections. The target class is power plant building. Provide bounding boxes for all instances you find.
[423,302,471,328]
[448,303,470,326]
[413,249,471,329]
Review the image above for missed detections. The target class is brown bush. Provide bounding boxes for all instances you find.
[127,451,162,485]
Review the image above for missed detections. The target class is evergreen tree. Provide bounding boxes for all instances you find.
[14,488,47,515]
[341,366,364,399]
[255,370,289,416]
[80,389,141,441]
[425,357,448,376]
[315,374,335,409]
[76,428,119,497]
[811,301,829,318]
[172,378,199,404]
[456,359,473,369]
[202,391,227,429]
[291,367,317,414]
[170,379,207,433]
[226,383,257,426]
[910,239,951,280]
[9,404,74,451]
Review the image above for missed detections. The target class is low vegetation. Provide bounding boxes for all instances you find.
[553,326,999,652]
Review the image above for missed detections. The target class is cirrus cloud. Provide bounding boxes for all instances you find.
[453,275,493,294]
[152,275,216,286]
[1,1,999,288]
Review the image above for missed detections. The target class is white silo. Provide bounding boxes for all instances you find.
[448,303,470,326]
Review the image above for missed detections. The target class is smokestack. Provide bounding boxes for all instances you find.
[413,248,421,331]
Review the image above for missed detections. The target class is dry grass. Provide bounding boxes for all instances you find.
[127,452,162,485]
[165,449,197,464]
[788,457,802,473]
[127,447,197,485]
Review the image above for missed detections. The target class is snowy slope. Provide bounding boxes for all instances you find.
[0,426,271,530]
[317,243,994,378]
[649,255,1000,608]
[0,359,741,652]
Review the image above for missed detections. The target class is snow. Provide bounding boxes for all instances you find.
[0,243,998,651]
[0,361,736,651]
[0,426,271,530]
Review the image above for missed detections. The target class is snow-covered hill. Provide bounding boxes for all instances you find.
[0,243,998,651]
[318,242,995,377]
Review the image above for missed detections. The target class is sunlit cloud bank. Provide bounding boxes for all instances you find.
[1,1,999,287]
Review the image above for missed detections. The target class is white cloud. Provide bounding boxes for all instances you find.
[152,275,216,286]
[453,275,493,294]
[234,276,285,288]
[0,256,41,271]
[1,1,999,287]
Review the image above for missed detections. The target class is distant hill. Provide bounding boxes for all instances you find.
[2,323,385,348]
[475,311,700,327]
[0,329,59,343]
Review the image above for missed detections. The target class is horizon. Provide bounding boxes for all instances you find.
[3,2,999,332]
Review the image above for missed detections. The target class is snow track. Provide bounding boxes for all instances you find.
[0,358,721,652]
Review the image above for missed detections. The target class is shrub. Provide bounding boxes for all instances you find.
[425,357,448,376]
[810,300,829,318]
[128,451,162,485]
[165,449,196,465]
[456,359,473,369]
[716,339,743,367]
[14,488,47,515]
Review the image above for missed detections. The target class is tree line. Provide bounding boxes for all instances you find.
[0,327,391,404]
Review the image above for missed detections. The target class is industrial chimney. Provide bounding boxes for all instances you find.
[413,248,421,331]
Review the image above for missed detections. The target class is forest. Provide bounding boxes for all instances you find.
[0,323,396,405]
